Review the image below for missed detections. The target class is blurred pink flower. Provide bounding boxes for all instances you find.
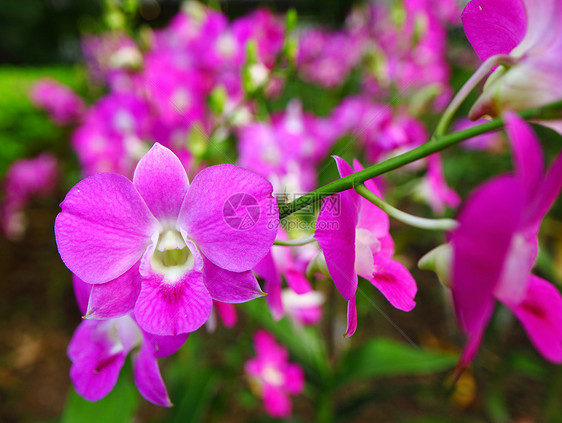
[238,100,336,193]
[2,154,58,240]
[245,330,304,418]
[30,78,85,125]
[71,92,150,177]
[232,9,285,68]
[454,118,504,152]
[418,154,460,214]
[297,29,365,88]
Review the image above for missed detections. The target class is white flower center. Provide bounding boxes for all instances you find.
[151,230,195,277]
[262,365,284,387]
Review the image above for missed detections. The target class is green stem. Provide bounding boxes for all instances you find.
[433,54,516,137]
[273,236,317,246]
[278,99,562,219]
[355,184,458,231]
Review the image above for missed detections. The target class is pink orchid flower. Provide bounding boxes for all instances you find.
[462,0,562,123]
[451,112,562,369]
[314,157,417,337]
[418,153,461,215]
[282,288,324,327]
[1,154,58,240]
[245,330,304,418]
[55,143,278,336]
[206,301,238,332]
[69,276,187,406]
[29,78,85,125]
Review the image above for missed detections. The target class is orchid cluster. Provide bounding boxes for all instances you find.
[6,0,562,419]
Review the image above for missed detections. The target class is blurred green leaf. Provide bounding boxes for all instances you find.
[61,368,139,423]
[336,338,457,384]
[0,65,86,176]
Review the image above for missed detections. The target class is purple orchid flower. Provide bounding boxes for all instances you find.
[55,143,278,336]
[69,276,187,406]
[245,330,304,418]
[417,153,461,215]
[282,288,324,327]
[462,0,562,126]
[314,157,417,337]
[2,154,58,240]
[451,112,562,369]
[206,300,238,332]
[29,78,85,125]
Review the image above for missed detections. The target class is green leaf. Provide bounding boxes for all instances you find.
[336,338,457,384]
[61,369,139,423]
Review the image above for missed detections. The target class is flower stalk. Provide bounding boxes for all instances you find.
[355,184,458,231]
[278,99,562,219]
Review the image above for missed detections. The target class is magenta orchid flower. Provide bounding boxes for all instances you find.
[282,289,324,327]
[29,78,85,125]
[206,300,238,332]
[69,276,187,406]
[417,153,461,214]
[462,0,562,124]
[2,154,58,240]
[451,112,562,369]
[245,330,304,418]
[55,143,278,336]
[314,157,417,337]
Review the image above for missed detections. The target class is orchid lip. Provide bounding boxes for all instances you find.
[150,229,196,277]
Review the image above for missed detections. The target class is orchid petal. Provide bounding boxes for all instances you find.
[353,159,389,237]
[213,301,238,328]
[68,320,126,402]
[254,251,284,320]
[84,262,142,319]
[457,321,488,372]
[140,327,188,359]
[344,296,358,338]
[179,164,278,272]
[283,363,305,394]
[203,257,264,303]
[133,342,172,406]
[504,111,544,197]
[526,150,562,229]
[133,143,189,222]
[254,330,288,365]
[462,0,527,61]
[506,275,562,363]
[314,157,359,301]
[284,268,312,295]
[263,384,291,418]
[366,255,417,312]
[135,245,212,335]
[451,175,524,335]
[72,276,91,316]
[55,173,157,284]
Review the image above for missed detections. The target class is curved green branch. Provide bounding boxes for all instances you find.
[355,184,458,231]
[278,99,562,219]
